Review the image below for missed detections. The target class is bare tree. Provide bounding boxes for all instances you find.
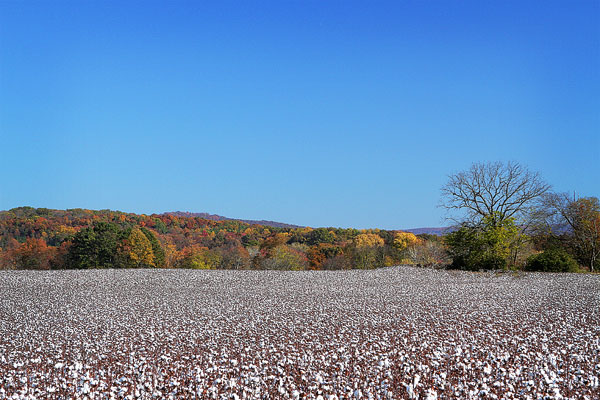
[441,161,551,227]
[535,193,600,271]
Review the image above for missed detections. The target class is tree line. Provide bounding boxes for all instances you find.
[0,207,440,271]
[0,162,597,272]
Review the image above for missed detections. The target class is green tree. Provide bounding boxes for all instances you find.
[445,214,521,270]
[307,228,336,246]
[66,222,124,269]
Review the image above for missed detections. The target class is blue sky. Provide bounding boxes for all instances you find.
[0,1,598,229]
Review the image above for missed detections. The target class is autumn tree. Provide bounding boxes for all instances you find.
[178,246,222,269]
[393,232,418,252]
[0,238,20,269]
[307,243,343,270]
[354,233,385,248]
[8,238,56,270]
[217,244,251,269]
[534,194,600,271]
[140,227,165,268]
[255,244,308,270]
[349,233,385,269]
[123,228,155,268]
[159,237,180,268]
[258,233,290,258]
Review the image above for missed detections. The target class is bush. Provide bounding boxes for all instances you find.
[525,248,579,272]
[479,253,507,270]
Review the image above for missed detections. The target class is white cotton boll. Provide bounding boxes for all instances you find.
[315,373,324,384]
[552,387,563,399]
[405,383,415,399]
[425,389,438,400]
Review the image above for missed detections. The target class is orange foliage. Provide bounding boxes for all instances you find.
[8,238,56,270]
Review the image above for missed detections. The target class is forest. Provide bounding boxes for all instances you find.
[0,206,441,271]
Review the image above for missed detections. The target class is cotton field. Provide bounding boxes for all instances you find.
[0,267,598,400]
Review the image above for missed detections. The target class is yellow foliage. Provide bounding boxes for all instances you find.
[384,255,396,267]
[127,228,155,267]
[393,232,419,251]
[57,225,77,236]
[354,233,384,248]
[162,239,179,268]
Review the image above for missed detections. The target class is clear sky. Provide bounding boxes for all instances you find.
[0,1,598,229]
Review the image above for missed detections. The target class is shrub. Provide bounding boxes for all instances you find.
[479,253,507,270]
[525,248,579,272]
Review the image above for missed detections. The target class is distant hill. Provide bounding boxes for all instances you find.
[405,227,454,236]
[164,211,302,229]
[165,212,451,234]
